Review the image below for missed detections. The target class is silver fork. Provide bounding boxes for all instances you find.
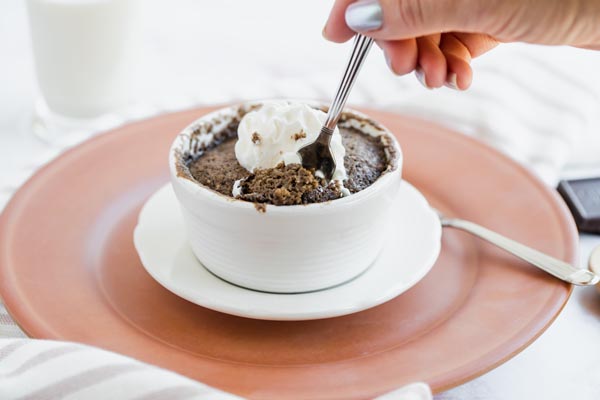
[298,34,374,180]
[435,209,600,286]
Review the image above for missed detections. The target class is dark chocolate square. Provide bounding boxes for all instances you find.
[558,178,600,233]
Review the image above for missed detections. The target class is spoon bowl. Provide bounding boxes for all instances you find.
[298,34,373,180]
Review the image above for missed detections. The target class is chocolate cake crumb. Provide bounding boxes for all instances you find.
[238,163,334,206]
[292,130,307,141]
[254,203,267,213]
[251,132,261,144]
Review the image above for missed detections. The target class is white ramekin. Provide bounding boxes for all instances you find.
[169,101,402,293]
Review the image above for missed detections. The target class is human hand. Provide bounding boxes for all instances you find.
[324,0,600,90]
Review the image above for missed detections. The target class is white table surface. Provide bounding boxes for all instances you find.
[1,1,600,399]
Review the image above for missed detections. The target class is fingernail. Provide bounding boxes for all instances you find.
[445,73,458,90]
[415,68,432,89]
[345,0,383,32]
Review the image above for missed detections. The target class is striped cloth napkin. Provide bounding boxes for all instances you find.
[0,339,431,400]
[0,339,240,400]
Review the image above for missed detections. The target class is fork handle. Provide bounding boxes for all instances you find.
[442,218,599,286]
[325,34,374,131]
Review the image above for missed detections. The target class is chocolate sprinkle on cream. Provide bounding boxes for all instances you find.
[292,130,307,141]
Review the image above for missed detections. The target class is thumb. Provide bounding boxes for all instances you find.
[345,0,484,40]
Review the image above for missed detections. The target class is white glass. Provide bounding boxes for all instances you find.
[26,0,138,146]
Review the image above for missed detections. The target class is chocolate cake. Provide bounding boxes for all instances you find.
[188,126,389,206]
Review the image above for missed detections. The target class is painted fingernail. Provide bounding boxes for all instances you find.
[345,0,383,32]
[445,73,458,90]
[415,68,432,89]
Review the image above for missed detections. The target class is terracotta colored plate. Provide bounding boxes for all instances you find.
[0,107,576,399]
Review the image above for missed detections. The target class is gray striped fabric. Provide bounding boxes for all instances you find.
[0,339,242,400]
[0,339,430,399]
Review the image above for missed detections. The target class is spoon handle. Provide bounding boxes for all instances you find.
[324,34,373,130]
[442,218,599,286]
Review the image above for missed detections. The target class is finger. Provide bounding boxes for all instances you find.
[416,35,446,88]
[576,44,600,50]
[323,0,356,43]
[378,39,418,75]
[452,33,499,58]
[345,0,483,40]
[439,33,473,90]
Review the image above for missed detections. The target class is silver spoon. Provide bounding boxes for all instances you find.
[436,209,600,286]
[589,244,600,289]
[298,34,373,180]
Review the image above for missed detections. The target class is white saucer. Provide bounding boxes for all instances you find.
[133,182,441,321]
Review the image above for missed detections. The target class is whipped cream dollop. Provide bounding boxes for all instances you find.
[234,102,347,182]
